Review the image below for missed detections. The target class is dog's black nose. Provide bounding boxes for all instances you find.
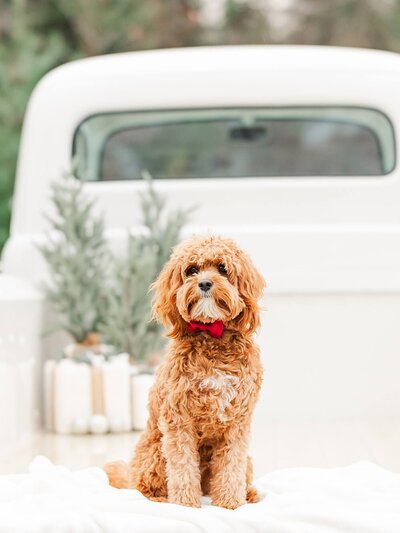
[198,279,213,292]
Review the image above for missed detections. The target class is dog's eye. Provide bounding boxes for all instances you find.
[186,266,198,276]
[218,264,227,275]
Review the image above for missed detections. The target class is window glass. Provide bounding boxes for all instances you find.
[73,108,395,180]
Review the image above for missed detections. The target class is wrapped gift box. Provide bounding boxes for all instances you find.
[0,275,43,456]
[44,353,134,434]
[131,373,154,431]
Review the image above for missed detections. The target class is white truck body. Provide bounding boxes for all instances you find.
[1,46,400,457]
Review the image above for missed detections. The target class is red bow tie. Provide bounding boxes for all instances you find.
[187,320,224,338]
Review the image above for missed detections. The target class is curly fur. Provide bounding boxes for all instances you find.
[104,235,265,509]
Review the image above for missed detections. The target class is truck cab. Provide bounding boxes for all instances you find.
[2,46,400,466]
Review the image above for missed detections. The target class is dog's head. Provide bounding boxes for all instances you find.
[152,235,265,338]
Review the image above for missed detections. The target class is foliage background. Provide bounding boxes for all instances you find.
[0,0,400,252]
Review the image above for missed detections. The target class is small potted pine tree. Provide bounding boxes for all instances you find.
[40,172,190,434]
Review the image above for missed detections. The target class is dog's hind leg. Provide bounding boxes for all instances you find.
[129,427,167,502]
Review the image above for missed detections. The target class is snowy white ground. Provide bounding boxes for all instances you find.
[2,455,400,532]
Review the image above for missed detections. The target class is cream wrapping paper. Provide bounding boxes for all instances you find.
[131,373,154,431]
[103,354,131,431]
[16,357,35,442]
[44,360,55,431]
[54,359,92,434]
[0,360,17,453]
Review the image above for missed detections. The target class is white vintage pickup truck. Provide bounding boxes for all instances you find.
[1,45,400,463]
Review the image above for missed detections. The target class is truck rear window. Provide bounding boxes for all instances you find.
[73,108,395,180]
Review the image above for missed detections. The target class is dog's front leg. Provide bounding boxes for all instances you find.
[209,424,249,509]
[161,420,201,507]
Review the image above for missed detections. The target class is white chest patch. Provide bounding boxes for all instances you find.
[191,297,222,320]
[200,370,240,422]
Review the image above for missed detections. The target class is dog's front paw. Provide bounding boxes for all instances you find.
[213,495,246,510]
[169,490,201,508]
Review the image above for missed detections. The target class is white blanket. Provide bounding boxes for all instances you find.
[1,457,400,533]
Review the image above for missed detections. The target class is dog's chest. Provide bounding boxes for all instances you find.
[197,370,241,423]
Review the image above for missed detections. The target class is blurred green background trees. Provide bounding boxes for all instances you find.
[0,0,399,252]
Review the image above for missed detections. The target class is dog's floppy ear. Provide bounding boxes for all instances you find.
[151,256,186,338]
[235,253,265,335]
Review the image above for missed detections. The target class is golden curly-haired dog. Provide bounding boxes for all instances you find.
[105,235,265,509]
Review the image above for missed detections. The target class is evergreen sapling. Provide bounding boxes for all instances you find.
[38,174,110,344]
